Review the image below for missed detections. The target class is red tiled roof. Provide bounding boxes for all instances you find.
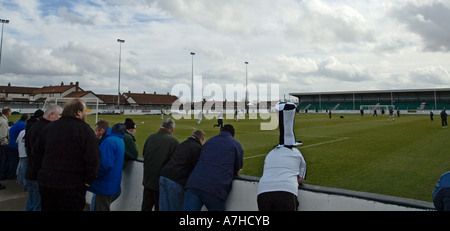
[32,82,84,95]
[0,85,40,94]
[65,91,92,98]
[33,85,73,94]
[125,92,178,105]
[96,94,128,105]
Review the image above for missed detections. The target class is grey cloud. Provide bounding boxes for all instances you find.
[390,2,450,52]
[52,41,115,75]
[2,39,77,75]
[58,7,95,25]
[317,57,372,82]
[374,38,406,54]
[409,66,450,85]
[284,0,375,46]
[275,56,372,82]
[145,0,279,37]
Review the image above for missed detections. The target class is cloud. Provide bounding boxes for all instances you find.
[390,2,450,52]
[146,0,281,37]
[2,0,450,97]
[317,57,372,82]
[276,55,319,74]
[2,38,78,75]
[57,7,95,25]
[275,55,371,82]
[409,66,450,85]
[284,0,375,47]
[373,38,407,54]
[52,41,116,75]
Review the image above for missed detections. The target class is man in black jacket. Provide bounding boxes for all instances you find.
[159,129,205,211]
[32,99,101,211]
[24,105,62,211]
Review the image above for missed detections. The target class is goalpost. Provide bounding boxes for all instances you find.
[43,97,100,123]
[360,104,395,111]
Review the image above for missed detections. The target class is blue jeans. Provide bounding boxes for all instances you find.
[159,176,185,211]
[25,179,41,211]
[1,147,19,179]
[16,157,28,185]
[90,187,121,211]
[433,187,450,211]
[183,188,225,211]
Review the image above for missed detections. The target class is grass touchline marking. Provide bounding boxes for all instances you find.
[243,137,349,160]
[299,137,349,149]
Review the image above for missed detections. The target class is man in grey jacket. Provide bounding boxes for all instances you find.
[0,107,11,190]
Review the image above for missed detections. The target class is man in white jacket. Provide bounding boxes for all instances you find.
[257,102,306,211]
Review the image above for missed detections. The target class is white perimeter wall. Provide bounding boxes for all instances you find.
[86,160,434,211]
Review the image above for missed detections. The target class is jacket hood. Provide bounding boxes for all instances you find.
[106,123,126,138]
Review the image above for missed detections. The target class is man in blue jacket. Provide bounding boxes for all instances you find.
[433,171,450,211]
[88,123,125,211]
[184,124,243,211]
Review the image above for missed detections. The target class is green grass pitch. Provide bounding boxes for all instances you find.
[11,112,449,202]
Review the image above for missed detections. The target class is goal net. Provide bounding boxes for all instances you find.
[43,97,100,123]
[360,104,395,111]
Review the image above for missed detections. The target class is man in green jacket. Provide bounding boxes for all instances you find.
[123,118,138,169]
[141,118,179,211]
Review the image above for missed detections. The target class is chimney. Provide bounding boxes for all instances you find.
[61,82,64,86]
[75,81,79,92]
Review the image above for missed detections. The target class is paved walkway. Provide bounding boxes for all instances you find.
[0,179,90,211]
[0,178,28,211]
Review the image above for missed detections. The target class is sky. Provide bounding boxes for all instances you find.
[1,0,450,101]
